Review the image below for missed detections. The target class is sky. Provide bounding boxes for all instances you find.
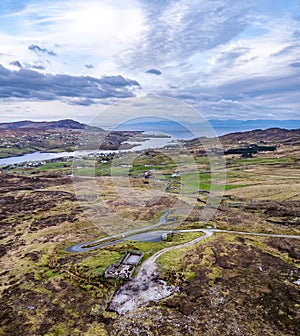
[0,0,299,123]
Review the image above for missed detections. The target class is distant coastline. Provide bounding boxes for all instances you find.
[114,119,300,138]
[0,118,299,164]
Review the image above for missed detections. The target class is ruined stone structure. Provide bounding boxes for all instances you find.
[105,251,144,280]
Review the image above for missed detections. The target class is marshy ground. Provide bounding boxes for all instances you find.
[0,132,299,335]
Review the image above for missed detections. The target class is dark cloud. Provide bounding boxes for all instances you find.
[2,0,28,14]
[85,64,94,69]
[290,62,300,68]
[28,44,57,56]
[10,60,22,68]
[159,66,300,119]
[217,72,300,99]
[28,64,46,70]
[69,98,96,106]
[0,65,140,104]
[215,48,250,67]
[146,68,162,75]
[272,45,298,57]
[293,30,300,38]
[99,75,139,87]
[9,60,46,70]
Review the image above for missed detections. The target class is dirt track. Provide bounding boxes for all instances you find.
[109,230,213,314]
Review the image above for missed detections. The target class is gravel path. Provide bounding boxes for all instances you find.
[109,230,213,314]
[108,228,300,314]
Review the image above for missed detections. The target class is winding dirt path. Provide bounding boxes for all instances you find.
[109,230,213,314]
[137,230,213,280]
[109,228,300,314]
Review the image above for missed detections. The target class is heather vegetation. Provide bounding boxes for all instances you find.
[0,127,299,335]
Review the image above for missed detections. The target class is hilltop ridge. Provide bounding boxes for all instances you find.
[0,119,103,132]
[219,127,300,144]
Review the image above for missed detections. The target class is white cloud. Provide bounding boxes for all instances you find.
[0,0,299,121]
[120,0,251,73]
[0,100,107,123]
[1,0,145,74]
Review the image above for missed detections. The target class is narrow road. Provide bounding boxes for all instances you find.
[66,210,171,252]
[109,228,299,314]
[213,229,300,239]
[136,230,213,280]
[67,226,300,253]
[109,230,213,314]
[66,206,300,313]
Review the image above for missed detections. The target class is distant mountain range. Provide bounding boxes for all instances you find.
[115,119,300,138]
[209,119,300,130]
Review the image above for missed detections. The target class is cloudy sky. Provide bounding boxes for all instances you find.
[0,0,299,123]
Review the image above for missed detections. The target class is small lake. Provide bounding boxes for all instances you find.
[0,136,178,166]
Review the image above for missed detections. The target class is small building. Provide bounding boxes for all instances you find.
[162,232,170,241]
[105,251,144,280]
